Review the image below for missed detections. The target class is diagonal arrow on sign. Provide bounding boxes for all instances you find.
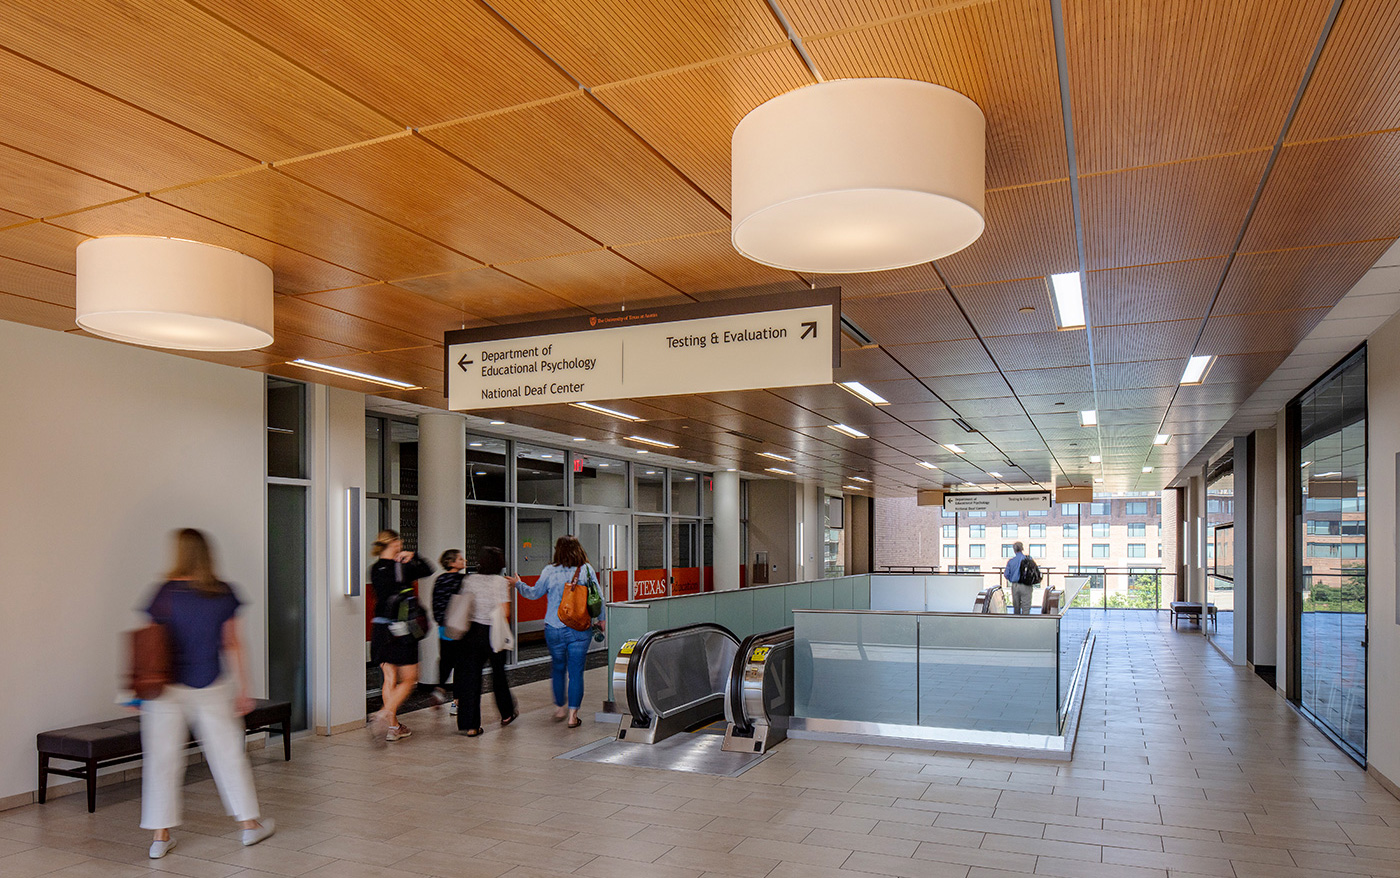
[457,353,474,372]
[800,321,817,339]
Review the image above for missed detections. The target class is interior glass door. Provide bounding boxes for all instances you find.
[577,511,631,608]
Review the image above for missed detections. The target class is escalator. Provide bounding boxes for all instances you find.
[614,623,739,744]
[721,627,793,754]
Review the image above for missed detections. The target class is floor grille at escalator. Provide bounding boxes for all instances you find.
[555,726,770,776]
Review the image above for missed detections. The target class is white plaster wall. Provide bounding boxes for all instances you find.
[0,320,265,802]
[1366,314,1400,781]
[307,385,368,735]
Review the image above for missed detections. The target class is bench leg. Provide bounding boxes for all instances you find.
[282,719,291,761]
[37,754,48,804]
[85,759,97,813]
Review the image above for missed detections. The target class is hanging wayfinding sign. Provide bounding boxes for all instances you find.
[943,491,1052,513]
[445,290,839,411]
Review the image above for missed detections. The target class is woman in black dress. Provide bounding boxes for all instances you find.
[367,529,432,746]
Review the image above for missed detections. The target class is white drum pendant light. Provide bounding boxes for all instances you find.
[76,236,274,351]
[732,78,986,274]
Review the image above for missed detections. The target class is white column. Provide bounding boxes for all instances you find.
[1253,426,1278,668]
[1186,471,1207,603]
[1231,435,1249,665]
[801,482,824,581]
[416,412,465,684]
[713,471,741,591]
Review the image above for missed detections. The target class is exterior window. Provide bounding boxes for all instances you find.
[1028,510,1048,517]
[1001,544,1014,557]
[968,510,987,517]
[1029,524,1046,538]
[1128,522,1146,537]
[1061,504,1078,515]
[1091,544,1109,558]
[1126,501,1149,515]
[1091,502,1110,515]
[1002,524,1018,538]
[942,525,956,538]
[1064,544,1079,559]
[1092,523,1110,537]
[1128,544,1147,558]
[969,524,986,538]
[1030,544,1046,556]
[1063,523,1078,537]
[1001,511,1020,517]
[942,507,957,518]
[942,545,957,559]
[969,544,986,558]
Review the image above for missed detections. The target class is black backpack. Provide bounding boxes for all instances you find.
[1019,556,1043,586]
[386,587,430,640]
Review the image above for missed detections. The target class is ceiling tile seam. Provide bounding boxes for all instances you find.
[1048,0,1102,485]
[484,262,645,317]
[1285,125,1400,149]
[1077,146,1272,180]
[799,0,999,44]
[1150,0,1349,458]
[587,42,795,95]
[602,246,700,304]
[178,0,406,132]
[985,178,1071,195]
[764,0,824,82]
[1234,236,1399,258]
[0,44,266,167]
[581,90,732,219]
[414,92,583,137]
[278,297,473,348]
[0,138,146,198]
[267,130,417,170]
[48,195,371,293]
[142,162,275,199]
[28,194,149,230]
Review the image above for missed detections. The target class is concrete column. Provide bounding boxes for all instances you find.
[1253,426,1278,669]
[1186,471,1207,603]
[801,482,824,581]
[1231,435,1250,665]
[416,412,465,684]
[713,470,741,590]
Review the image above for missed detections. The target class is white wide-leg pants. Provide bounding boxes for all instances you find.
[139,675,260,829]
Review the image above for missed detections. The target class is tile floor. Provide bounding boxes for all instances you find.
[3,610,1397,877]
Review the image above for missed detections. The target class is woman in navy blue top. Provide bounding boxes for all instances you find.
[516,535,606,728]
[140,529,273,859]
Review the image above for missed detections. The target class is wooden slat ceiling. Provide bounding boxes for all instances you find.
[0,0,1396,498]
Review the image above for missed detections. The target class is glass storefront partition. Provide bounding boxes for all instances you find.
[1291,347,1366,759]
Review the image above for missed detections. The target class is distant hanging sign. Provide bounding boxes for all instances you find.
[943,491,1052,513]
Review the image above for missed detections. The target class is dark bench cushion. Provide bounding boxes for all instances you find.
[38,699,289,761]
[36,718,141,761]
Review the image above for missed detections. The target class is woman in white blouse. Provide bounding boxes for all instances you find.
[456,546,518,736]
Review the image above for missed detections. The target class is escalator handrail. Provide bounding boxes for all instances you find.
[726,627,794,735]
[626,622,739,726]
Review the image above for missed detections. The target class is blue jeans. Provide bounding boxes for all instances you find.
[544,625,592,709]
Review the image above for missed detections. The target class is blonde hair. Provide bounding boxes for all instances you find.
[371,529,400,556]
[167,528,228,596]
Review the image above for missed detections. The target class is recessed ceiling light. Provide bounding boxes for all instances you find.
[1089,454,1101,463]
[726,468,737,472]
[765,467,795,476]
[850,476,873,483]
[645,470,657,475]
[943,444,964,454]
[475,471,486,476]
[839,381,890,406]
[1142,466,1153,473]
[828,423,869,439]
[1317,471,1340,477]
[1093,477,1103,483]
[627,435,679,449]
[988,472,1002,478]
[843,484,864,491]
[685,477,694,481]
[541,454,553,458]
[573,437,587,441]
[469,442,483,447]
[288,359,420,390]
[571,401,644,422]
[1079,409,1097,426]
[1153,434,1170,445]
[1180,355,1214,385]
[917,461,938,469]
[599,463,610,467]
[636,449,649,454]
[1048,272,1086,330]
[489,420,506,426]
[952,418,975,433]
[759,451,795,462]
[1301,460,1312,468]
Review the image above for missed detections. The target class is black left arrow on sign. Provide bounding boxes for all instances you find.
[457,353,474,372]
[800,321,817,339]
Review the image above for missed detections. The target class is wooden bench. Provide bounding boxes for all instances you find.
[1169,601,1217,630]
[36,698,291,813]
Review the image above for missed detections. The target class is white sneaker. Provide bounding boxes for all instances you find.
[448,701,458,716]
[149,837,176,859]
[241,818,275,847]
[385,724,412,742]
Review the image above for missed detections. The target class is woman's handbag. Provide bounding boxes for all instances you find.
[557,566,592,631]
[489,601,514,652]
[585,569,603,619]
[444,586,474,640]
[128,622,172,701]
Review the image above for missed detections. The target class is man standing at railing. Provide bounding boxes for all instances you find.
[1004,541,1032,615]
